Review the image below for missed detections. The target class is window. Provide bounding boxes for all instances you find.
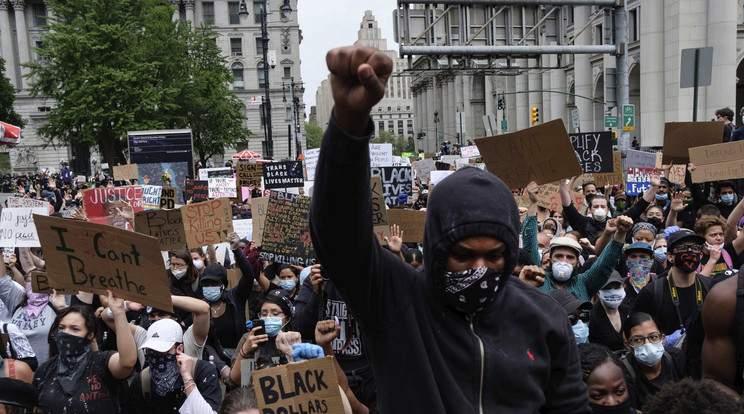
[37,106,50,112]
[629,8,639,42]
[202,2,214,25]
[32,3,46,26]
[387,121,394,131]
[368,23,372,28]
[283,67,291,78]
[253,2,262,24]
[230,38,242,56]
[228,2,240,25]
[232,63,244,89]
[35,41,49,61]
[255,38,264,55]
[378,121,384,132]
[258,63,266,88]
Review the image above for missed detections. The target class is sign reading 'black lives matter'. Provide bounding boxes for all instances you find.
[370,166,413,207]
[263,161,305,189]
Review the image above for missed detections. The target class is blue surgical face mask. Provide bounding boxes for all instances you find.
[722,194,735,204]
[203,286,222,302]
[654,193,668,201]
[262,316,284,336]
[654,247,667,261]
[573,320,589,344]
[279,279,296,292]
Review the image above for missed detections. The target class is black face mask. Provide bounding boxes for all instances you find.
[588,398,632,414]
[146,352,181,397]
[673,250,702,273]
[440,267,502,314]
[54,331,93,394]
[647,217,663,231]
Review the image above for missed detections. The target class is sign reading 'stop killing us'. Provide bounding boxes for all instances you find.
[263,161,305,189]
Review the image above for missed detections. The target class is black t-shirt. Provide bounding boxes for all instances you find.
[699,243,737,278]
[621,346,686,408]
[34,351,122,414]
[631,275,710,335]
[213,305,239,348]
[128,360,221,414]
[589,306,629,352]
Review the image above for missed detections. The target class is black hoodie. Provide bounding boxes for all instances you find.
[310,117,589,413]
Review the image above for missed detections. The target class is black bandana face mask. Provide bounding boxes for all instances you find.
[673,250,701,273]
[146,352,181,397]
[588,398,632,414]
[54,331,92,395]
[440,267,502,314]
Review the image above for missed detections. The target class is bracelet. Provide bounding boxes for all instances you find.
[184,383,196,392]
[183,378,194,385]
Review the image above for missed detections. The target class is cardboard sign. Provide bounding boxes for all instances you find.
[626,149,658,169]
[141,185,162,210]
[236,163,263,187]
[0,207,47,247]
[386,209,426,243]
[370,166,413,207]
[208,177,238,198]
[33,215,173,311]
[113,164,139,181]
[7,197,49,210]
[82,186,144,230]
[534,184,585,213]
[626,167,662,195]
[370,176,389,226]
[181,198,234,248]
[689,141,744,183]
[662,122,723,164]
[30,271,76,295]
[460,145,481,158]
[369,143,393,167]
[263,161,305,189]
[303,148,320,181]
[475,119,582,188]
[232,219,253,241]
[665,164,686,185]
[252,356,343,414]
[258,191,316,266]
[594,151,624,186]
[184,180,209,203]
[198,167,233,180]
[569,131,613,173]
[412,159,436,182]
[251,197,269,247]
[134,209,186,251]
[160,186,177,209]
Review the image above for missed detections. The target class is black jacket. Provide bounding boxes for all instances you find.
[309,117,589,413]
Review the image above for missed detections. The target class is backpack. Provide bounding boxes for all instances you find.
[0,324,17,360]
[140,359,197,401]
[696,249,733,274]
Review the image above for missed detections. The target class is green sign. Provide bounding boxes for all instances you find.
[501,120,507,132]
[622,104,635,131]
[604,116,618,128]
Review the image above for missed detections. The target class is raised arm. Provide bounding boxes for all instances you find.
[227,232,255,305]
[106,291,137,380]
[522,182,540,266]
[559,178,572,208]
[171,294,210,347]
[642,169,661,204]
[666,191,687,228]
[579,216,631,296]
[316,320,369,414]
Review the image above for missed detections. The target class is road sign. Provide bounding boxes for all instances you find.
[680,47,713,88]
[622,104,635,131]
[604,116,618,128]
[501,120,507,132]
[571,108,580,131]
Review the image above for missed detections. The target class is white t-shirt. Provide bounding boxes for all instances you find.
[133,324,205,367]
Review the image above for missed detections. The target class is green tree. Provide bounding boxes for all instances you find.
[0,57,25,128]
[371,130,414,155]
[305,121,322,149]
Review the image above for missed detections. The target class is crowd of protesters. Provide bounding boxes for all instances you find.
[2,44,744,413]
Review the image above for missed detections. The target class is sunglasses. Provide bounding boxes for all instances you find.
[568,311,590,326]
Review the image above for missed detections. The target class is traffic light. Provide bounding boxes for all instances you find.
[497,97,505,110]
[612,131,618,145]
[531,107,539,125]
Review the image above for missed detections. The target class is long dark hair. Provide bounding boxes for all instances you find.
[47,306,98,358]
[168,249,199,285]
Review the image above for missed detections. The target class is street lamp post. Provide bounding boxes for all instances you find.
[283,79,305,160]
[434,110,439,152]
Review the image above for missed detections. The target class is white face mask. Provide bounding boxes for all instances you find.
[171,268,187,279]
[704,241,724,251]
[592,208,607,221]
[192,259,204,270]
[634,340,665,367]
[551,261,574,282]
[598,288,626,309]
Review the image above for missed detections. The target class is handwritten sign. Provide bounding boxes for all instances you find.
[662,122,723,164]
[33,215,173,311]
[569,131,613,173]
[369,143,393,167]
[134,209,186,251]
[689,141,744,183]
[184,180,209,203]
[412,159,436,182]
[626,149,658,169]
[160,186,177,209]
[208,177,238,198]
[253,356,343,414]
[0,207,47,247]
[236,163,263,187]
[141,185,162,210]
[198,167,233,180]
[386,209,426,243]
[232,219,253,241]
[370,166,413,207]
[429,170,455,186]
[475,119,582,188]
[251,197,269,247]
[82,186,143,230]
[460,145,481,158]
[665,164,686,185]
[7,197,49,210]
[626,167,663,195]
[181,198,234,248]
[30,271,76,295]
[534,184,584,213]
[370,176,389,226]
[594,151,624,186]
[263,161,305,189]
[258,191,316,266]
[113,164,139,181]
[304,148,320,181]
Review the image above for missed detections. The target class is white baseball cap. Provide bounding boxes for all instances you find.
[140,319,183,353]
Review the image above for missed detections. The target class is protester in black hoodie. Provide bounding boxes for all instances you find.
[310,45,589,413]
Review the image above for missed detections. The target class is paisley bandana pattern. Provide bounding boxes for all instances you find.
[441,267,502,314]
[627,257,653,291]
[55,331,93,395]
[147,352,181,397]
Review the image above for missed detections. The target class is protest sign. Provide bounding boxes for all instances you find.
[386,209,426,243]
[252,356,343,413]
[626,149,658,169]
[181,198,234,248]
[439,155,461,166]
[2,248,11,263]
[30,271,76,295]
[7,197,49,210]
[594,151,624,186]
[263,161,305,189]
[662,122,723,164]
[236,163,263,187]
[141,185,162,210]
[208,177,238,198]
[160,186,177,209]
[184,179,209,203]
[534,184,585,213]
[304,148,320,181]
[689,141,744,183]
[198,167,233,180]
[0,207,47,247]
[134,209,186,251]
[82,186,144,230]
[232,219,253,241]
[259,191,315,266]
[33,215,173,311]
[370,176,389,226]
[412,159,436,182]
[369,143,393,167]
[664,164,686,185]
[460,145,481,158]
[251,197,269,247]
[626,167,662,195]
[112,164,139,181]
[370,166,413,207]
[569,131,613,173]
[435,161,452,171]
[429,170,455,186]
[476,119,582,188]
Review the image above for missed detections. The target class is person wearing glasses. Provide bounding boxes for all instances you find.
[620,312,686,408]
[166,250,202,327]
[547,289,592,345]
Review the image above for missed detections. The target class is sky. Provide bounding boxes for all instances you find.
[297,0,397,116]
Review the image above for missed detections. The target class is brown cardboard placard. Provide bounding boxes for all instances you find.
[594,151,624,187]
[252,356,343,413]
[226,268,241,290]
[535,183,585,213]
[33,215,173,311]
[251,197,269,247]
[181,198,233,248]
[688,141,744,183]
[662,122,723,164]
[386,209,426,243]
[237,162,263,187]
[30,271,76,295]
[475,119,582,189]
[134,209,186,251]
[689,161,744,183]
[113,164,139,181]
[665,164,686,185]
[370,176,389,226]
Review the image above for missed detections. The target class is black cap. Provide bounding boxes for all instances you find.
[667,229,705,250]
[546,289,592,315]
[601,271,626,290]
[659,177,671,187]
[264,289,294,317]
[200,264,227,285]
[0,377,38,408]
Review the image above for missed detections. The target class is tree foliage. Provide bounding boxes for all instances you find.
[26,0,250,167]
[304,121,322,149]
[0,57,25,128]
[371,130,414,155]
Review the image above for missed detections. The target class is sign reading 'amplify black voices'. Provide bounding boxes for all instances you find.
[259,191,316,266]
[263,161,305,189]
[569,131,614,173]
[370,166,413,207]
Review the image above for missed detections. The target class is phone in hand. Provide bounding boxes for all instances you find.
[248,319,265,336]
